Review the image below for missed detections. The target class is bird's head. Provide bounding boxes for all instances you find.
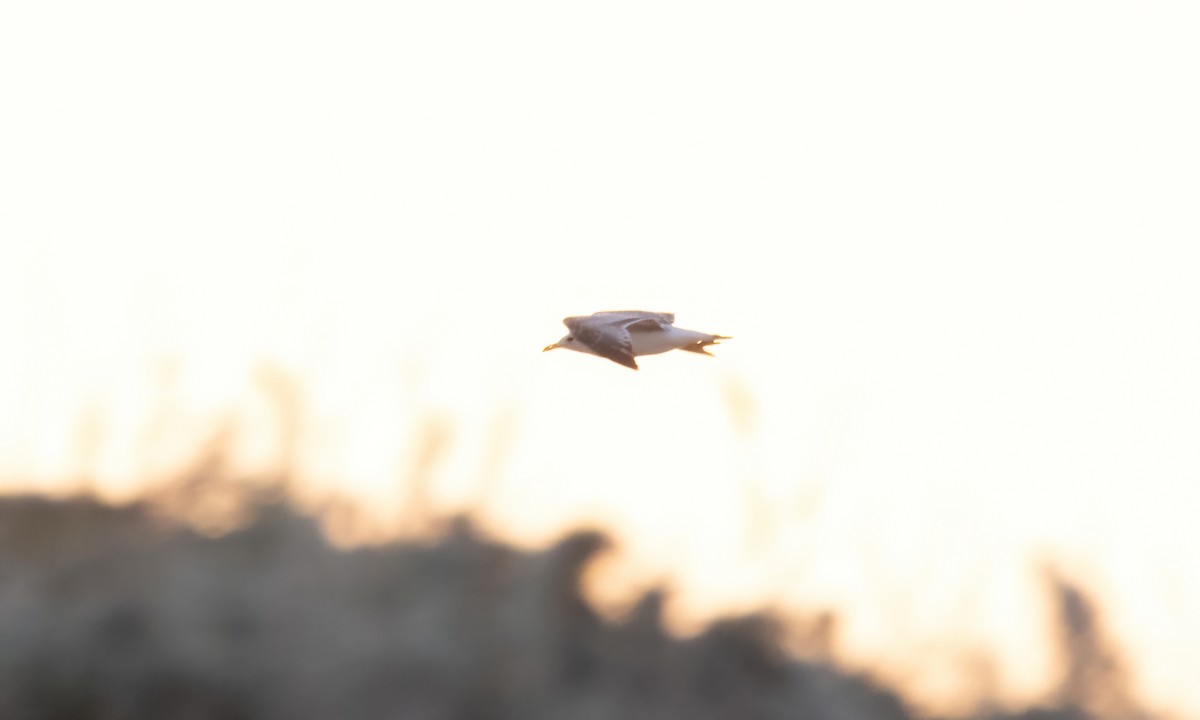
[543,333,585,353]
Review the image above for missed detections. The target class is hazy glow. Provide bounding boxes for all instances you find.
[2,1,1199,714]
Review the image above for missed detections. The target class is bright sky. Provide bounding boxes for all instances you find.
[2,1,1199,715]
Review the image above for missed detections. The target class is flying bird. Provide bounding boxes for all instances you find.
[542,311,730,370]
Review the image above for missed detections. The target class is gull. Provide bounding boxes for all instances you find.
[542,311,731,370]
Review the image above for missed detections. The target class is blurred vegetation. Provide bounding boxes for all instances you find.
[0,471,1160,720]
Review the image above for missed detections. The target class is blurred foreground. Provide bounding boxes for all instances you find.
[0,478,1158,720]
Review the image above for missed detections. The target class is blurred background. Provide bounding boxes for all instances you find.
[2,1,1198,718]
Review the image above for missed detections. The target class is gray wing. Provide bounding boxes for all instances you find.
[586,310,675,327]
[563,315,640,370]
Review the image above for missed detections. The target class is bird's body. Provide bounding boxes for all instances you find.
[543,310,730,370]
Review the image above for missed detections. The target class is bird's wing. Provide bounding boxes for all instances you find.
[586,310,675,327]
[561,311,674,329]
[564,315,639,370]
[623,317,668,333]
[590,309,676,324]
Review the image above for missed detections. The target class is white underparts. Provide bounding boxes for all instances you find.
[629,327,712,356]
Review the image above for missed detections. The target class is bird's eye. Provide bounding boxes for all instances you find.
[566,336,574,341]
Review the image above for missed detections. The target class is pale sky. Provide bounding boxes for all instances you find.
[2,1,1199,715]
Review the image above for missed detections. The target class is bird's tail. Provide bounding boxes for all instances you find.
[681,334,731,355]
